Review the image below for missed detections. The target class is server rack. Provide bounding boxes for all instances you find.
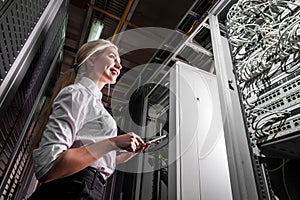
[209,0,300,199]
[0,0,69,199]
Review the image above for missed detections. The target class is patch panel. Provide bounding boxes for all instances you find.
[247,102,300,140]
[283,78,300,93]
[239,55,300,94]
[252,89,281,108]
[247,74,300,108]
[254,99,285,116]
[257,68,300,97]
[250,89,300,118]
[286,90,300,103]
[257,112,300,143]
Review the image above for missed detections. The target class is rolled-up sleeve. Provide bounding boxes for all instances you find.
[32,87,86,179]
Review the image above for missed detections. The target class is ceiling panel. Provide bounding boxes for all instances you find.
[130,0,195,28]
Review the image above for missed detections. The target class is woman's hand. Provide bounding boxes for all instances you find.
[39,132,150,183]
[109,132,151,153]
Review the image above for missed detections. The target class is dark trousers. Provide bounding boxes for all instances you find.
[28,167,106,200]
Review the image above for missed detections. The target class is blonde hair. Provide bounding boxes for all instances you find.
[31,39,117,149]
[74,39,118,82]
[75,39,118,71]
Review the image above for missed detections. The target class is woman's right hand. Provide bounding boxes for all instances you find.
[109,132,149,153]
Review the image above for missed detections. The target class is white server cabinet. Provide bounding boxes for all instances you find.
[169,61,232,200]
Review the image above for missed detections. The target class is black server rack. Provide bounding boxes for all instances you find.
[0,0,69,199]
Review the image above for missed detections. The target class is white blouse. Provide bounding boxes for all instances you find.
[33,77,117,180]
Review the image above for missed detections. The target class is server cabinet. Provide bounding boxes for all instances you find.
[0,0,69,199]
[209,0,300,199]
[111,60,233,200]
[170,61,232,200]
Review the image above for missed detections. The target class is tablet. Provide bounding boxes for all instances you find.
[147,134,167,144]
[118,134,167,153]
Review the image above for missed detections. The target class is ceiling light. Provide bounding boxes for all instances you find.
[87,19,104,42]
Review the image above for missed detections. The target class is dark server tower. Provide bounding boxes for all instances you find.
[209,0,300,199]
[0,0,69,199]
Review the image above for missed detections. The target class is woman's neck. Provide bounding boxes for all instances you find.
[85,74,106,90]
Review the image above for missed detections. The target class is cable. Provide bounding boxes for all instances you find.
[227,0,299,83]
[227,0,299,137]
[251,108,290,137]
[267,159,289,172]
[282,159,292,200]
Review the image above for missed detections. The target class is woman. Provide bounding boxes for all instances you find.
[29,39,150,199]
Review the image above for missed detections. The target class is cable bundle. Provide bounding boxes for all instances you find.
[226,0,300,139]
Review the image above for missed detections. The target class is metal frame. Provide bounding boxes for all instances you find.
[208,0,270,199]
[169,64,180,200]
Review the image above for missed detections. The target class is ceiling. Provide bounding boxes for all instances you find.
[61,0,216,111]
[62,0,194,70]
